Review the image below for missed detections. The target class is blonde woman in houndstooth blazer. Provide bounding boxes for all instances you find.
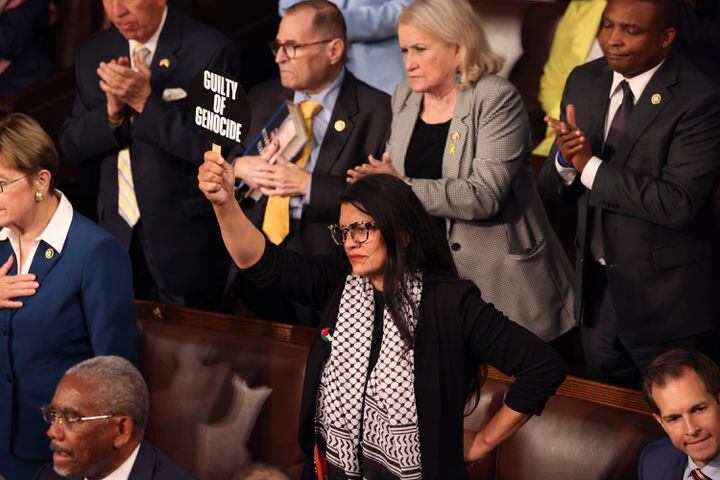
[348,0,575,341]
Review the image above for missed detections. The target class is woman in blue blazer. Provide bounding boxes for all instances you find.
[0,114,137,480]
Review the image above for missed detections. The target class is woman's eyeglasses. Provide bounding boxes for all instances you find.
[40,404,114,431]
[0,174,30,193]
[328,221,377,246]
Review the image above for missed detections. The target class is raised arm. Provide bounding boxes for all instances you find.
[198,150,266,268]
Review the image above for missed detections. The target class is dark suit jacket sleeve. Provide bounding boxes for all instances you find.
[590,88,720,229]
[240,238,348,315]
[458,282,567,415]
[131,43,242,166]
[81,235,138,365]
[0,0,48,59]
[305,118,390,222]
[57,47,128,164]
[538,68,585,206]
[304,82,391,223]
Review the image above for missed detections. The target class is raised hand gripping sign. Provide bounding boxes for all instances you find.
[190,68,251,154]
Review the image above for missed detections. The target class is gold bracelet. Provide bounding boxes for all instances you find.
[108,115,124,127]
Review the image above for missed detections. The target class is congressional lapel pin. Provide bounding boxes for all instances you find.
[321,327,333,343]
[450,131,460,142]
[651,93,662,105]
[334,120,346,132]
[159,58,170,68]
[45,248,54,260]
[449,143,456,155]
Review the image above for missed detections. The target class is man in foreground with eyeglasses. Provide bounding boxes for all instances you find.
[33,356,196,480]
[229,0,391,325]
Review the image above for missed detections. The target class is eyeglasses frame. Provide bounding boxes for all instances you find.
[268,38,334,59]
[328,221,378,246]
[41,404,114,430]
[0,174,31,194]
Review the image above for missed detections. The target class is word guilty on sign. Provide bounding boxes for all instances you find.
[203,70,238,100]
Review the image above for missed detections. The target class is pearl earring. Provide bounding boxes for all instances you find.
[35,191,43,202]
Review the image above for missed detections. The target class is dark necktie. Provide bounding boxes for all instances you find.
[692,468,714,480]
[590,80,635,262]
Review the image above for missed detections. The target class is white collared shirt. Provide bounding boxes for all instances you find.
[86,444,141,480]
[555,60,665,188]
[684,452,720,480]
[0,192,73,274]
[128,6,168,70]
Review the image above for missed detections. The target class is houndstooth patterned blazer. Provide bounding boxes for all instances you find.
[386,75,575,341]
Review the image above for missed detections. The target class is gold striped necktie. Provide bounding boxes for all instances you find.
[261,100,322,244]
[117,45,150,227]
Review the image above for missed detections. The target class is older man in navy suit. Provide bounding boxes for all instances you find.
[33,356,196,480]
[640,349,720,480]
[59,0,241,311]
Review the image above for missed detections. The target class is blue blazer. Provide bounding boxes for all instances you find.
[638,437,687,480]
[33,441,198,480]
[0,211,137,462]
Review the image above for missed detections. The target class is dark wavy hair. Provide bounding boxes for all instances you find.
[341,174,486,412]
[341,174,457,344]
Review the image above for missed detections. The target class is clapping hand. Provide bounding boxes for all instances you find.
[346,152,399,184]
[0,256,38,309]
[544,104,592,172]
[97,52,152,116]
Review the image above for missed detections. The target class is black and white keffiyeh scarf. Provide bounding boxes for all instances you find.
[315,272,423,480]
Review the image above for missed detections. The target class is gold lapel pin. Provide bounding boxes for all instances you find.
[651,93,662,105]
[450,131,460,141]
[449,144,456,155]
[334,120,346,132]
[45,248,55,260]
[159,58,170,68]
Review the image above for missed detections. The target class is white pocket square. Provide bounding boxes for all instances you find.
[162,87,187,102]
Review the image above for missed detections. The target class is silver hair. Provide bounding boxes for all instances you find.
[65,355,149,434]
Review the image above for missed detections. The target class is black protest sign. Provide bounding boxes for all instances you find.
[190,68,251,149]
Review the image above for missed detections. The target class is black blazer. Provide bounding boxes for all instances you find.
[33,441,198,480]
[237,71,391,255]
[539,53,720,344]
[242,241,566,479]
[58,7,241,295]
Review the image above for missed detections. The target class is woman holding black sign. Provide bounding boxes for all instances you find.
[198,146,565,479]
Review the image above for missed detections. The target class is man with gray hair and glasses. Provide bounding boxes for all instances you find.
[32,356,196,480]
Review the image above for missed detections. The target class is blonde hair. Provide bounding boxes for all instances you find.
[0,113,58,187]
[398,0,504,87]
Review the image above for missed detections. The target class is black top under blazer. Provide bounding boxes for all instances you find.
[241,240,567,479]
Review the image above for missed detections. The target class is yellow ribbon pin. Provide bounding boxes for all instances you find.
[449,144,456,155]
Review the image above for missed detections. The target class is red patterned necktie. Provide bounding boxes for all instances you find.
[692,468,714,480]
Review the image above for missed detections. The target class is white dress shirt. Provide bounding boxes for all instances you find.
[684,452,720,480]
[86,444,141,480]
[128,6,168,69]
[0,192,73,274]
[555,60,665,188]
